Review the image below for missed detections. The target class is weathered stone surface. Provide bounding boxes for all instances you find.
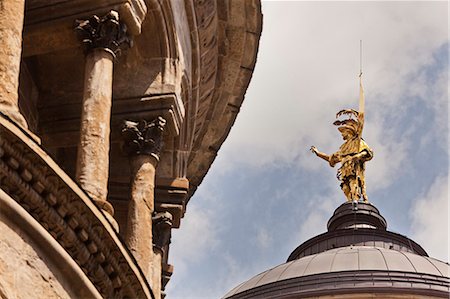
[125,154,157,278]
[76,49,114,215]
[186,0,262,199]
[151,211,172,299]
[150,249,163,299]
[0,116,153,298]
[0,217,72,299]
[0,0,28,128]
[122,117,166,293]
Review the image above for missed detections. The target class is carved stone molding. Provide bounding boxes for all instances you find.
[121,117,166,160]
[152,212,173,251]
[75,10,132,57]
[0,116,153,299]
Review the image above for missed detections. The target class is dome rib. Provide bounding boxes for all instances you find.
[426,257,446,277]
[329,247,339,272]
[302,251,319,276]
[374,246,390,271]
[399,250,418,272]
[275,259,295,282]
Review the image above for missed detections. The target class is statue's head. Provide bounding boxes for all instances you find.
[338,126,356,140]
[333,109,359,140]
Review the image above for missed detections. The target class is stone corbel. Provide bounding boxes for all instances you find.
[155,177,189,228]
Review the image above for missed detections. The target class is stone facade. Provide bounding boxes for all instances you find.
[0,1,263,298]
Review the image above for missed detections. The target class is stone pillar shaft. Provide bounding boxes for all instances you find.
[121,117,166,292]
[0,0,27,127]
[75,11,131,220]
[126,155,157,277]
[76,49,114,214]
[151,210,172,299]
[151,250,163,299]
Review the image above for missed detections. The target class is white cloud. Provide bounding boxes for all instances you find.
[168,2,448,297]
[255,227,272,250]
[168,202,220,282]
[410,175,449,262]
[296,194,340,242]
[214,1,447,192]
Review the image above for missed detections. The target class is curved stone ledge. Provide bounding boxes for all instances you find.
[186,0,263,200]
[0,115,153,299]
[0,188,102,299]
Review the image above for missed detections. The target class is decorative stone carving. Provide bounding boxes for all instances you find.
[152,212,173,250]
[0,117,153,298]
[75,10,132,57]
[122,117,167,160]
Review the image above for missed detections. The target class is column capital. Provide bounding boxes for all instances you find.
[75,10,132,58]
[152,211,173,251]
[121,117,166,160]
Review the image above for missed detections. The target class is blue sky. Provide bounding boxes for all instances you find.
[166,2,448,298]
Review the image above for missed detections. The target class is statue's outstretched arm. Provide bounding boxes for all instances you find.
[311,146,334,164]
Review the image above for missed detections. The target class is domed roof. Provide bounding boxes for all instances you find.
[224,246,450,299]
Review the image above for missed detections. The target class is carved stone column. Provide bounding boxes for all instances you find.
[122,117,166,281]
[0,0,28,128]
[75,11,131,222]
[152,211,173,299]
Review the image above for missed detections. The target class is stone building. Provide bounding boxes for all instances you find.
[224,202,450,298]
[0,1,262,298]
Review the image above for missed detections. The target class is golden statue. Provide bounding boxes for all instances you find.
[311,76,373,203]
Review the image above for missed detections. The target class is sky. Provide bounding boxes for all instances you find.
[166,1,449,298]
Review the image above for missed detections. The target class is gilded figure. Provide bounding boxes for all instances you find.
[311,78,373,202]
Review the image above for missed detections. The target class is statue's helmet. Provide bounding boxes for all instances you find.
[333,109,359,136]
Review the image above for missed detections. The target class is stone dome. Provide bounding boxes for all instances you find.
[223,202,450,299]
[223,246,450,298]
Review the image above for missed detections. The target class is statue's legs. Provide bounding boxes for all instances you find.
[342,182,352,202]
[349,177,360,202]
[360,177,369,202]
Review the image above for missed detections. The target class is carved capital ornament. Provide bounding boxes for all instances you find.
[152,211,173,250]
[75,10,132,58]
[121,117,167,160]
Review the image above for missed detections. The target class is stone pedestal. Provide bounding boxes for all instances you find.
[0,0,28,128]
